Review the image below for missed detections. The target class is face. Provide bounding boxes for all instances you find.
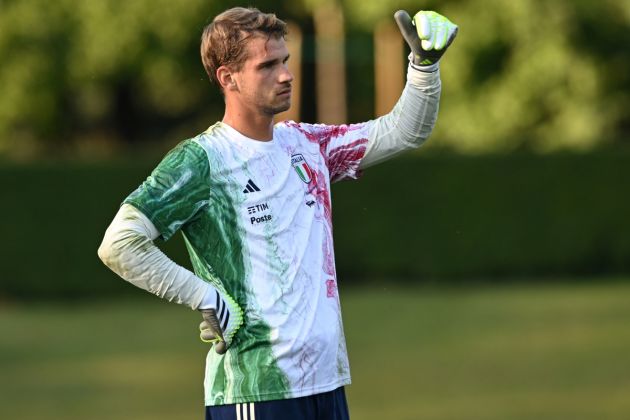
[227,35,293,116]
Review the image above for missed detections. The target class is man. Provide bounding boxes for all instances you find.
[98,7,457,420]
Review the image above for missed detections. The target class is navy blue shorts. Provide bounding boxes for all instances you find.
[205,387,350,420]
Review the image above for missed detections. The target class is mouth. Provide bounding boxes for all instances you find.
[277,87,292,97]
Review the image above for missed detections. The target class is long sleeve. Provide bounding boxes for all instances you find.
[360,64,441,169]
[98,203,213,310]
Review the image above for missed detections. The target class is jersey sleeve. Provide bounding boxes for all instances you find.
[286,122,371,183]
[123,139,210,241]
[360,66,441,169]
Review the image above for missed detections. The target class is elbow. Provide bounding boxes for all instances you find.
[98,228,152,274]
[97,237,114,268]
[98,230,125,269]
[397,125,433,150]
[415,130,434,148]
[409,115,438,148]
[392,100,439,149]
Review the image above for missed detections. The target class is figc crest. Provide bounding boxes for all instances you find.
[291,154,313,184]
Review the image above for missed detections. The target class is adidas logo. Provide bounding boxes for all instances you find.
[243,179,261,194]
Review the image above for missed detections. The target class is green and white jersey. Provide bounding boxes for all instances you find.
[124,121,370,405]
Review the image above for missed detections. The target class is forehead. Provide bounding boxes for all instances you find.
[243,35,288,63]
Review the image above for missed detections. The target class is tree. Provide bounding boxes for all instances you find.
[342,0,630,152]
[0,0,627,157]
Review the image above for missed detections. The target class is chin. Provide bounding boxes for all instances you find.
[271,102,291,115]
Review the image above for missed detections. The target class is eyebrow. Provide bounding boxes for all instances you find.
[256,54,290,69]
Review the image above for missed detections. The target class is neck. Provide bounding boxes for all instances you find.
[222,103,274,141]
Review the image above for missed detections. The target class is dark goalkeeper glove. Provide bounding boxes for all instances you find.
[395,10,458,68]
[199,291,243,355]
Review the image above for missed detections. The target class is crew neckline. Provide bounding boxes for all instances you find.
[213,122,277,150]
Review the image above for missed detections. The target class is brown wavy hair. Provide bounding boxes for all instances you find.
[200,7,288,88]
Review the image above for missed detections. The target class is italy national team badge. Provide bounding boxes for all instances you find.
[291,153,313,184]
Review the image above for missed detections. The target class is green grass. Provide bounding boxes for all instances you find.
[2,282,630,419]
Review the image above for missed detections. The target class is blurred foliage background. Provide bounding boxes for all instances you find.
[1,1,630,419]
[0,0,628,159]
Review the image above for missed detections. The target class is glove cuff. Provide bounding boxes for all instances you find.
[408,53,439,73]
[198,283,219,310]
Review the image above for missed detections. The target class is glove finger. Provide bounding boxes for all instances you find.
[421,36,435,51]
[433,21,448,50]
[420,13,435,50]
[200,320,213,331]
[214,341,227,355]
[414,12,431,40]
[200,329,218,342]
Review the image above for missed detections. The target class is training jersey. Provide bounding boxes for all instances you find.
[124,121,370,405]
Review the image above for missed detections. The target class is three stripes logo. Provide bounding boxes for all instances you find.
[235,402,256,420]
[214,291,230,333]
[243,179,261,194]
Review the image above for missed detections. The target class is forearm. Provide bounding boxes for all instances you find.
[360,64,441,168]
[97,204,211,309]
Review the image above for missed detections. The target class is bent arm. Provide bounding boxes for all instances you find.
[360,64,441,169]
[97,203,213,310]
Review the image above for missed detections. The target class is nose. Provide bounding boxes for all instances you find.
[279,63,293,84]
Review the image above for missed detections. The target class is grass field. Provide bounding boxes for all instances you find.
[2,281,630,419]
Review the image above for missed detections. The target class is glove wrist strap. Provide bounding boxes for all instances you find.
[409,53,439,73]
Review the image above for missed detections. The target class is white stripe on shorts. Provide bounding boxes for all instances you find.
[236,402,255,420]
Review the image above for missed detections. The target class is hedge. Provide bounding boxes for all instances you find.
[1,149,628,298]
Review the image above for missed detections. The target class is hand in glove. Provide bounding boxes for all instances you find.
[395,10,458,68]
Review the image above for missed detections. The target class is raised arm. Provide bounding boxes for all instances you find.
[360,10,458,168]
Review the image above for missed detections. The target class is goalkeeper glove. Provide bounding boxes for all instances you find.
[199,290,243,355]
[395,10,458,68]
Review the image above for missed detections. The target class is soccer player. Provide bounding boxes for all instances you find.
[98,7,457,420]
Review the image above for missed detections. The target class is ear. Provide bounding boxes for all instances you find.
[216,66,238,92]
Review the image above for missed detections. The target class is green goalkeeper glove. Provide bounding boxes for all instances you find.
[395,10,458,67]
